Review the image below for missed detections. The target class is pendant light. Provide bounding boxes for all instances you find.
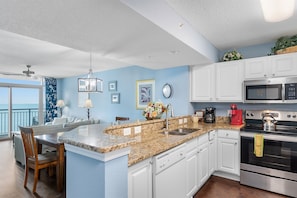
[78,53,103,92]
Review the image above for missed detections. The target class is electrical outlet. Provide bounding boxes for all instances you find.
[123,128,131,136]
[183,118,188,123]
[134,126,142,134]
[179,119,183,124]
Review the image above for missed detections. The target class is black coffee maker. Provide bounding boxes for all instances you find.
[204,107,216,123]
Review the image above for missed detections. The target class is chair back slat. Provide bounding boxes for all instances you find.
[19,126,38,161]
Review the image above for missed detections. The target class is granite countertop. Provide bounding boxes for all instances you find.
[128,122,243,166]
[57,121,243,167]
[58,124,136,153]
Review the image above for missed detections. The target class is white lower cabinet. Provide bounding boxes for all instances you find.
[217,130,240,176]
[198,133,209,186]
[208,130,217,175]
[132,130,240,198]
[128,158,152,198]
[185,138,199,198]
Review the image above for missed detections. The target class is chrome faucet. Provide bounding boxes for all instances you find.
[165,103,173,130]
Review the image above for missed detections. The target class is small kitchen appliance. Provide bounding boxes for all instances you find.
[230,104,243,125]
[204,107,216,123]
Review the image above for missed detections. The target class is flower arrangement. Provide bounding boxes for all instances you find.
[222,50,243,61]
[143,101,167,120]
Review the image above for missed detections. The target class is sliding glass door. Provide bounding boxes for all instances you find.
[0,82,43,140]
[0,87,9,139]
[11,88,40,131]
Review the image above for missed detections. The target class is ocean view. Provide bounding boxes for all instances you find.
[0,104,40,135]
[0,103,38,110]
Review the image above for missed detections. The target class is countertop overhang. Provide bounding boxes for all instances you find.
[58,124,136,153]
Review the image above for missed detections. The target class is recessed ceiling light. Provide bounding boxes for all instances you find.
[178,23,184,29]
[169,50,180,55]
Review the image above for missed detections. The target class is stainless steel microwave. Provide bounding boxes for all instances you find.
[244,77,297,103]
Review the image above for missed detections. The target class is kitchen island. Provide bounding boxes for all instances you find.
[58,124,136,198]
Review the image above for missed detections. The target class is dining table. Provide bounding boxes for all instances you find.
[35,132,65,192]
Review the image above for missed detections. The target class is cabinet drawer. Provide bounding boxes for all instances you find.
[186,138,198,153]
[198,133,208,145]
[217,130,239,139]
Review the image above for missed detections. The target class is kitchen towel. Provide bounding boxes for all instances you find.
[254,134,264,157]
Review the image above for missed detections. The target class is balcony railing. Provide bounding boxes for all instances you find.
[0,108,41,137]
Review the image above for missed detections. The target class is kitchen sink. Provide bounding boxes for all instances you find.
[165,128,199,135]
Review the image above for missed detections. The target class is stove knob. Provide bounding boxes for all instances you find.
[251,113,254,117]
[287,115,291,118]
[246,113,250,117]
[293,115,297,118]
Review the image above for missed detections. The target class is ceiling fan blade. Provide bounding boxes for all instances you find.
[0,71,24,76]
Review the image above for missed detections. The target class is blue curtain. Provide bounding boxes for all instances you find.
[45,78,57,122]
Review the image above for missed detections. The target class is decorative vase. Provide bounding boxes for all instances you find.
[145,113,163,120]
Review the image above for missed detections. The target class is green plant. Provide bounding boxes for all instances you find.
[271,34,297,54]
[222,50,243,61]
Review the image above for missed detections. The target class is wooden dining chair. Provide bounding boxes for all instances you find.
[115,116,129,121]
[19,126,58,193]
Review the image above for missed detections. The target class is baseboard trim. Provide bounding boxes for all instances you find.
[212,171,240,181]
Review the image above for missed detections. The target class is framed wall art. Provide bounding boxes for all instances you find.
[136,79,155,109]
[111,93,120,104]
[108,81,117,91]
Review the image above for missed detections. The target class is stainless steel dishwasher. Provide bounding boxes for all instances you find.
[153,143,187,198]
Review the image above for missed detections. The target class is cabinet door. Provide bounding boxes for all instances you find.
[208,139,217,175]
[198,142,209,185]
[186,149,199,198]
[244,57,269,79]
[271,53,297,77]
[128,158,152,198]
[217,138,239,175]
[190,64,215,101]
[215,61,244,101]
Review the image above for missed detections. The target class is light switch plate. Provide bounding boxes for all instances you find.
[123,128,131,136]
[134,126,142,134]
[179,119,183,124]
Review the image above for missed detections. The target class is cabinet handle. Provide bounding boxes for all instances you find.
[264,74,267,77]
[234,142,237,145]
[272,73,275,77]
[226,133,229,136]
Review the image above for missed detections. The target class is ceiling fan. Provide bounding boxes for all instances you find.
[0,65,38,78]
[22,65,35,77]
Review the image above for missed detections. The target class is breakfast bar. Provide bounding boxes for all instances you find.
[58,124,136,198]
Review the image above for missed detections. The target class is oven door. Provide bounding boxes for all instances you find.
[241,132,297,174]
[241,132,297,197]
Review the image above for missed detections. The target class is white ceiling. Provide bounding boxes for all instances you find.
[0,0,296,79]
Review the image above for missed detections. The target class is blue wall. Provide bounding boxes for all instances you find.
[219,41,275,61]
[58,66,190,123]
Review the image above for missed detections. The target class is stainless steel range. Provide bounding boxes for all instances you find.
[240,110,297,197]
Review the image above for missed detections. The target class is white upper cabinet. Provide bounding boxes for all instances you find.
[190,61,244,102]
[244,57,268,79]
[271,52,297,77]
[245,52,297,79]
[190,64,215,102]
[215,61,244,102]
